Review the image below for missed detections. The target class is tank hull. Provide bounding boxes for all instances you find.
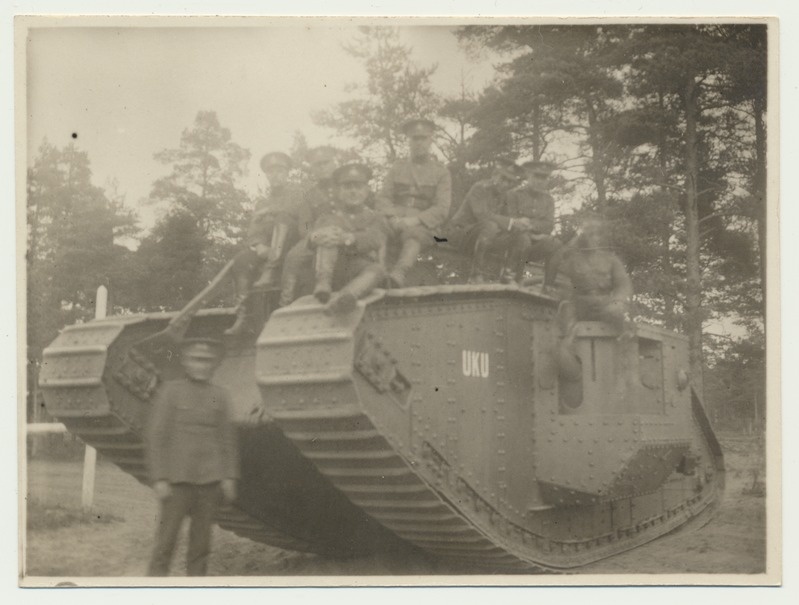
[257,286,724,570]
[38,311,416,558]
[39,285,724,571]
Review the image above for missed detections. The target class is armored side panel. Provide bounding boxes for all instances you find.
[39,310,411,558]
[40,284,724,571]
[259,286,724,570]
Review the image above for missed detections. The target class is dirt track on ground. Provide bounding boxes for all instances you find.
[22,435,767,580]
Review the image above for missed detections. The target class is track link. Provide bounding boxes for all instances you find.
[38,317,356,557]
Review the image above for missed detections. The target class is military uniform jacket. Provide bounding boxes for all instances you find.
[315,204,389,257]
[375,156,452,230]
[448,179,514,230]
[296,180,337,238]
[561,249,633,301]
[504,187,555,235]
[246,183,304,246]
[147,379,240,485]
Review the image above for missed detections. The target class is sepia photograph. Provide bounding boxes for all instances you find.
[16,13,779,587]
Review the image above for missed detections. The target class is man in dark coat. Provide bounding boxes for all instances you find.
[445,159,523,283]
[502,160,562,284]
[279,146,339,306]
[146,338,239,576]
[225,151,303,336]
[551,216,633,336]
[375,118,452,287]
[306,162,388,314]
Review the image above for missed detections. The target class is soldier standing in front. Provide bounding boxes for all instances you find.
[146,338,239,576]
[376,119,452,287]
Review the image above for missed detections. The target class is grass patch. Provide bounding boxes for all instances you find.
[26,499,124,531]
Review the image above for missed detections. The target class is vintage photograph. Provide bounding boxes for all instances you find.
[19,16,775,584]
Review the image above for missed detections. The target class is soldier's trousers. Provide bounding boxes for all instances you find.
[147,482,221,576]
[280,239,316,305]
[393,221,438,250]
[559,296,629,335]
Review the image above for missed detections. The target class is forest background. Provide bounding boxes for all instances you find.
[25,24,768,433]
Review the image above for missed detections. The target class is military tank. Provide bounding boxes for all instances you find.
[39,278,724,571]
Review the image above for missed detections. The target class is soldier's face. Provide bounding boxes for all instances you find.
[264,166,289,188]
[527,171,550,191]
[581,223,606,248]
[181,354,219,382]
[310,158,337,181]
[408,134,433,158]
[492,170,518,192]
[337,181,370,207]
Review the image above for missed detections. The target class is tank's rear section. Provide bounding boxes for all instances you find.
[38,310,411,558]
[259,286,724,571]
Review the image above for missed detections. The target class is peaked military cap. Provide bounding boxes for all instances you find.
[333,163,373,184]
[306,146,337,164]
[180,337,225,360]
[260,152,293,173]
[521,159,557,174]
[401,118,436,137]
[494,158,523,178]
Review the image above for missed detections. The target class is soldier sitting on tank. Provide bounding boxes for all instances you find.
[225,151,303,337]
[502,160,563,285]
[279,146,340,306]
[303,162,388,315]
[376,118,452,287]
[550,216,633,337]
[445,159,524,283]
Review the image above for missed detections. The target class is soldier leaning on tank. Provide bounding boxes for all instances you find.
[305,162,388,315]
[445,159,524,284]
[375,118,452,287]
[502,160,563,285]
[279,146,340,306]
[550,216,633,337]
[225,152,303,337]
[146,338,239,577]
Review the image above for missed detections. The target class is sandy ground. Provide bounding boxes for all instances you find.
[21,434,766,581]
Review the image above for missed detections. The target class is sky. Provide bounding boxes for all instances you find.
[26,24,498,231]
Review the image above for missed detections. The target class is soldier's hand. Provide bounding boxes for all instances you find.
[153,481,172,500]
[311,226,345,247]
[512,217,533,231]
[395,216,421,229]
[541,284,559,298]
[221,479,238,503]
[253,243,271,259]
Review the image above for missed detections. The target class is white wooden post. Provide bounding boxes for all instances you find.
[81,285,108,511]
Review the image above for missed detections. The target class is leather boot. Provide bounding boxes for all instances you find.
[253,223,289,289]
[468,237,491,284]
[224,293,255,336]
[313,246,339,303]
[325,264,386,315]
[499,268,517,284]
[387,238,422,288]
[279,271,298,307]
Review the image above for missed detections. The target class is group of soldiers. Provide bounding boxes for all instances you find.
[223,117,633,339]
[144,120,637,576]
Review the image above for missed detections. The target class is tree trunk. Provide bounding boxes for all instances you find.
[584,98,608,211]
[532,102,541,161]
[657,91,676,328]
[682,78,704,394]
[753,95,767,312]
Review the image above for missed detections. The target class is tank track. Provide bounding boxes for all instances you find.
[260,289,725,571]
[271,406,536,572]
[38,315,358,557]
